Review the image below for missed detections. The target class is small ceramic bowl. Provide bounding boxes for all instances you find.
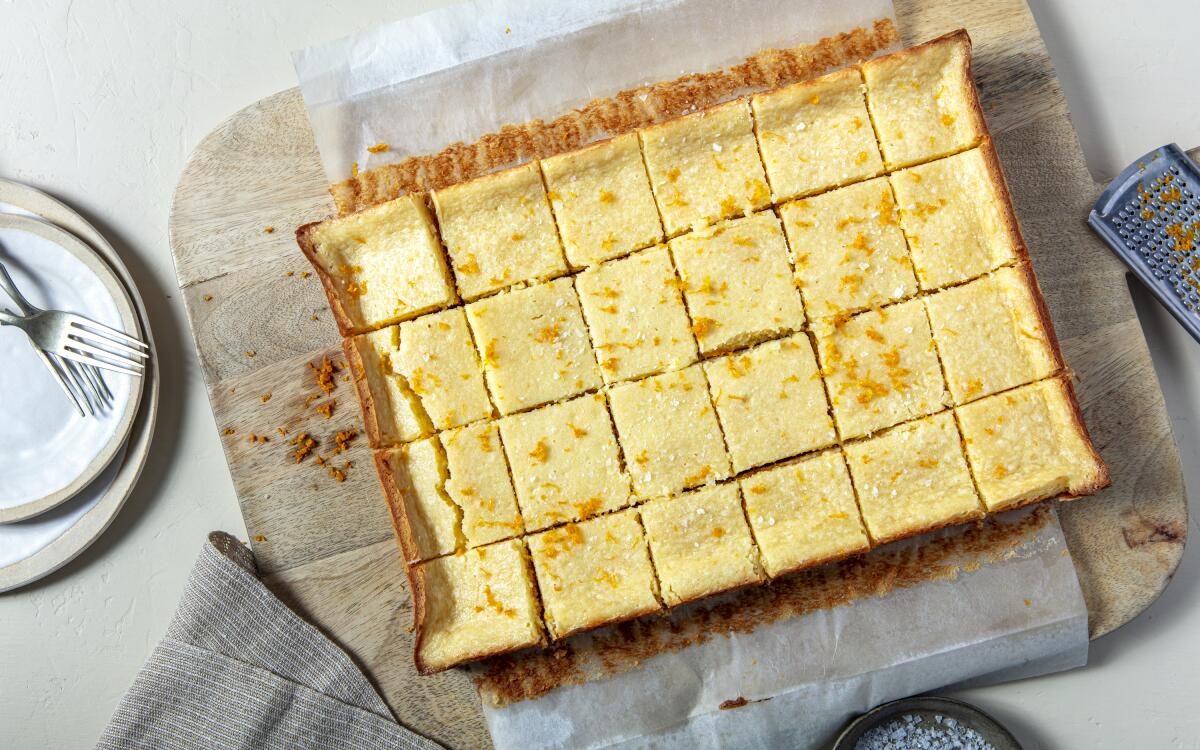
[832,696,1022,750]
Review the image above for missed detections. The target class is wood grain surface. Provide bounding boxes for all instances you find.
[168,1,1187,746]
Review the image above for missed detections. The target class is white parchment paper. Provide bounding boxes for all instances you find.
[293,0,898,183]
[481,505,1087,749]
[291,3,1090,747]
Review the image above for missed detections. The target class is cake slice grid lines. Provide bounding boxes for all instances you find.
[300,32,1108,672]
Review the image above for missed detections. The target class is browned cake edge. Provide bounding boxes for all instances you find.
[296,221,361,336]
[342,335,389,449]
[374,449,425,568]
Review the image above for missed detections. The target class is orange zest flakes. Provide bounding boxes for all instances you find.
[345,279,368,298]
[301,271,311,279]
[528,439,550,463]
[476,585,517,617]
[720,194,739,216]
[333,429,357,454]
[839,274,863,295]
[599,305,618,314]
[253,534,267,542]
[853,378,889,405]
[601,357,620,372]
[483,339,499,367]
[684,464,712,486]
[940,113,956,127]
[855,151,869,165]
[864,327,885,344]
[964,378,983,397]
[222,427,236,436]
[598,189,615,204]
[567,422,588,438]
[316,401,336,419]
[850,116,864,131]
[666,167,681,183]
[263,226,275,234]
[367,143,390,153]
[575,496,603,519]
[915,457,940,469]
[634,449,650,465]
[876,191,899,226]
[533,324,563,344]
[328,463,348,482]
[594,569,621,589]
[292,433,318,463]
[247,433,269,444]
[351,161,359,176]
[691,317,717,338]
[456,254,481,275]
[244,350,256,358]
[711,527,726,538]
[748,484,768,495]
[260,393,272,403]
[309,356,340,395]
[202,294,213,302]
[828,512,849,520]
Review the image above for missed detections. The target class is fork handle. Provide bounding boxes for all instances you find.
[0,260,36,315]
[0,308,21,325]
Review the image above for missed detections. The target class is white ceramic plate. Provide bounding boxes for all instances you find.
[0,212,142,522]
[0,178,158,592]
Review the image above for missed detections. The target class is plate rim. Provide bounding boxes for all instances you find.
[0,178,159,592]
[0,212,145,522]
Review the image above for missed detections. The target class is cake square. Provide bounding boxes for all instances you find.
[385,307,494,432]
[640,484,764,605]
[575,246,697,383]
[541,133,665,267]
[740,448,868,577]
[527,509,661,640]
[703,333,836,472]
[889,143,1022,290]
[432,162,568,300]
[465,277,602,414]
[499,393,632,532]
[299,193,456,335]
[607,366,731,499]
[860,30,986,169]
[670,211,806,355]
[344,330,432,447]
[442,421,525,546]
[925,265,1059,404]
[778,177,918,319]
[375,438,460,563]
[843,411,983,544]
[815,299,948,439]
[640,98,771,236]
[956,378,1108,512]
[751,67,884,202]
[412,538,544,674]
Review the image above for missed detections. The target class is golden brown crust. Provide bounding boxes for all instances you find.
[342,336,387,449]
[406,555,434,674]
[373,449,423,567]
[329,18,900,214]
[760,542,870,581]
[296,221,359,336]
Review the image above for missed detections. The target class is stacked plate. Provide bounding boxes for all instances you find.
[0,178,159,592]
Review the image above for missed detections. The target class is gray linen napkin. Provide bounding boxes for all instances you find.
[96,532,444,750]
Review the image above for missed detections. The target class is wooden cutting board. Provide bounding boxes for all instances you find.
[169,0,1187,746]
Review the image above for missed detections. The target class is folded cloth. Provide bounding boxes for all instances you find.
[96,532,444,750]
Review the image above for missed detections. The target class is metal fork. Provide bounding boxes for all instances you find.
[0,307,147,376]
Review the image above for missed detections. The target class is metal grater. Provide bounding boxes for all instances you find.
[1089,143,1200,343]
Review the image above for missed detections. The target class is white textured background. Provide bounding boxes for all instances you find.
[1,1,1198,747]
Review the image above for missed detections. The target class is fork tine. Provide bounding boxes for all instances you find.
[59,347,145,376]
[68,316,148,350]
[66,337,147,368]
[61,357,101,413]
[86,363,113,403]
[69,325,149,359]
[37,349,87,417]
[60,356,99,416]
[68,357,111,412]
